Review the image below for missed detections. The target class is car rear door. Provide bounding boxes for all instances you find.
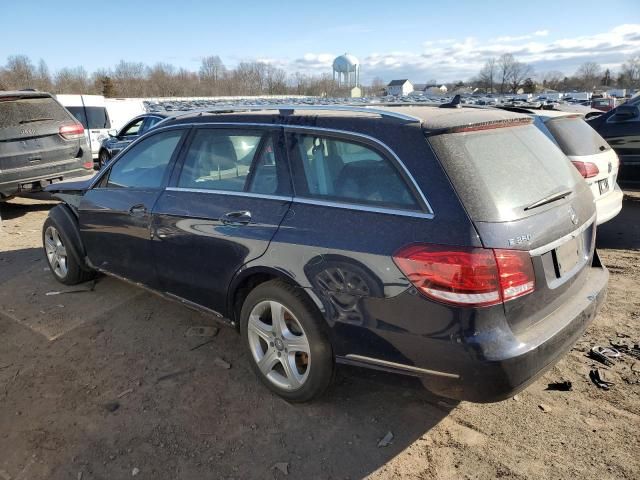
[78,127,187,287]
[151,125,292,314]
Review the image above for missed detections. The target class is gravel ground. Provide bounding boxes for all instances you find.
[0,192,638,480]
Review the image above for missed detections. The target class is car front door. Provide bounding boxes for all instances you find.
[151,126,292,314]
[79,127,186,286]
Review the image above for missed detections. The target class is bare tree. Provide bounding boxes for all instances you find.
[199,55,225,94]
[497,54,516,94]
[477,58,496,93]
[618,56,640,89]
[2,55,35,89]
[576,62,602,90]
[113,60,146,97]
[34,59,53,92]
[369,76,386,96]
[55,66,91,94]
[264,64,288,95]
[508,61,534,93]
[541,71,564,91]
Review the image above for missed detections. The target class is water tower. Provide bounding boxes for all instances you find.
[332,53,360,88]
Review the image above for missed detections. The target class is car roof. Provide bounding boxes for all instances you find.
[163,104,529,132]
[0,90,52,99]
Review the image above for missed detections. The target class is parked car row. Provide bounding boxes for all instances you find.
[43,102,610,403]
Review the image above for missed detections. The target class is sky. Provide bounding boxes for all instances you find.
[2,0,639,83]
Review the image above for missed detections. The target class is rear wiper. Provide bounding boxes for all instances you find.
[524,189,572,211]
[19,117,54,124]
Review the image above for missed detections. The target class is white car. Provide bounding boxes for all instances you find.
[532,110,623,225]
[56,94,112,160]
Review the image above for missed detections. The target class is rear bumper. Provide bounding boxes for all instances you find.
[425,261,608,402]
[334,258,608,403]
[595,186,624,225]
[0,159,92,198]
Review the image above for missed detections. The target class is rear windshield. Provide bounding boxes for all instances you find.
[429,124,581,222]
[544,116,610,156]
[0,96,71,129]
[67,106,111,129]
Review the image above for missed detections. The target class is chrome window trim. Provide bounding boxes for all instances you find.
[292,197,434,219]
[117,121,435,218]
[528,213,597,256]
[166,187,293,202]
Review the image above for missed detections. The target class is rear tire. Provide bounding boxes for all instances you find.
[43,217,95,285]
[240,280,333,402]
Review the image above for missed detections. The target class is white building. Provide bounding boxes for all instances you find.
[386,79,413,96]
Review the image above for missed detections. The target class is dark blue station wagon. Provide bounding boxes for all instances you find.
[43,105,608,402]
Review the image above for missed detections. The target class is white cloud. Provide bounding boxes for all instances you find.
[264,24,640,82]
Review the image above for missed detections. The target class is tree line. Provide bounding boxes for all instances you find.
[472,54,640,94]
[1,53,639,97]
[0,55,355,97]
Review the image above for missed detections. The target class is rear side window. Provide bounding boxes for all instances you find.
[0,96,71,129]
[66,106,87,128]
[107,130,182,189]
[84,107,111,129]
[544,117,610,156]
[289,134,419,211]
[429,125,581,222]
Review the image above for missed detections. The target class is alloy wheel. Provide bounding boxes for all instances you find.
[247,300,311,391]
[44,226,68,278]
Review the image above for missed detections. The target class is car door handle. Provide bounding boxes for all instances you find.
[128,204,147,217]
[221,210,251,225]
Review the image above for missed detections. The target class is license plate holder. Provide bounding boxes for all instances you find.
[555,237,580,277]
[598,178,609,194]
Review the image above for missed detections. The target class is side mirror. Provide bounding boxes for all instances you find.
[107,129,118,137]
[613,105,640,121]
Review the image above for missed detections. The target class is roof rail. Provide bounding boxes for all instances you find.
[160,104,423,124]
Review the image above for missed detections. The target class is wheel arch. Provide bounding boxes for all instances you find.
[227,266,325,329]
[47,204,91,272]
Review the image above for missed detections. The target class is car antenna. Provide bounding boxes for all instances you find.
[439,94,461,109]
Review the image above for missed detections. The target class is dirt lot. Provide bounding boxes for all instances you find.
[0,192,639,480]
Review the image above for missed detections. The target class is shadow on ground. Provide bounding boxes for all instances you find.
[596,193,640,250]
[0,198,58,221]
[0,246,455,480]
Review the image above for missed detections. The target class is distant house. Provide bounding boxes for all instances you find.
[386,79,413,96]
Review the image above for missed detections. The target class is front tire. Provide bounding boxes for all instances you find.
[240,280,333,402]
[43,217,95,285]
[98,150,110,169]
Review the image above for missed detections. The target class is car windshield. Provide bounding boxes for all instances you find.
[429,124,581,222]
[0,96,70,129]
[544,116,610,157]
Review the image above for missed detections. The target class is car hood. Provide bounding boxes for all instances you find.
[45,175,95,194]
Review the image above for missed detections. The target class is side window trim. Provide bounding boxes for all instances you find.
[93,126,189,191]
[283,126,433,215]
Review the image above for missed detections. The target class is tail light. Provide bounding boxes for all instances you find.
[393,244,535,308]
[82,161,94,169]
[571,161,599,178]
[59,123,85,140]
